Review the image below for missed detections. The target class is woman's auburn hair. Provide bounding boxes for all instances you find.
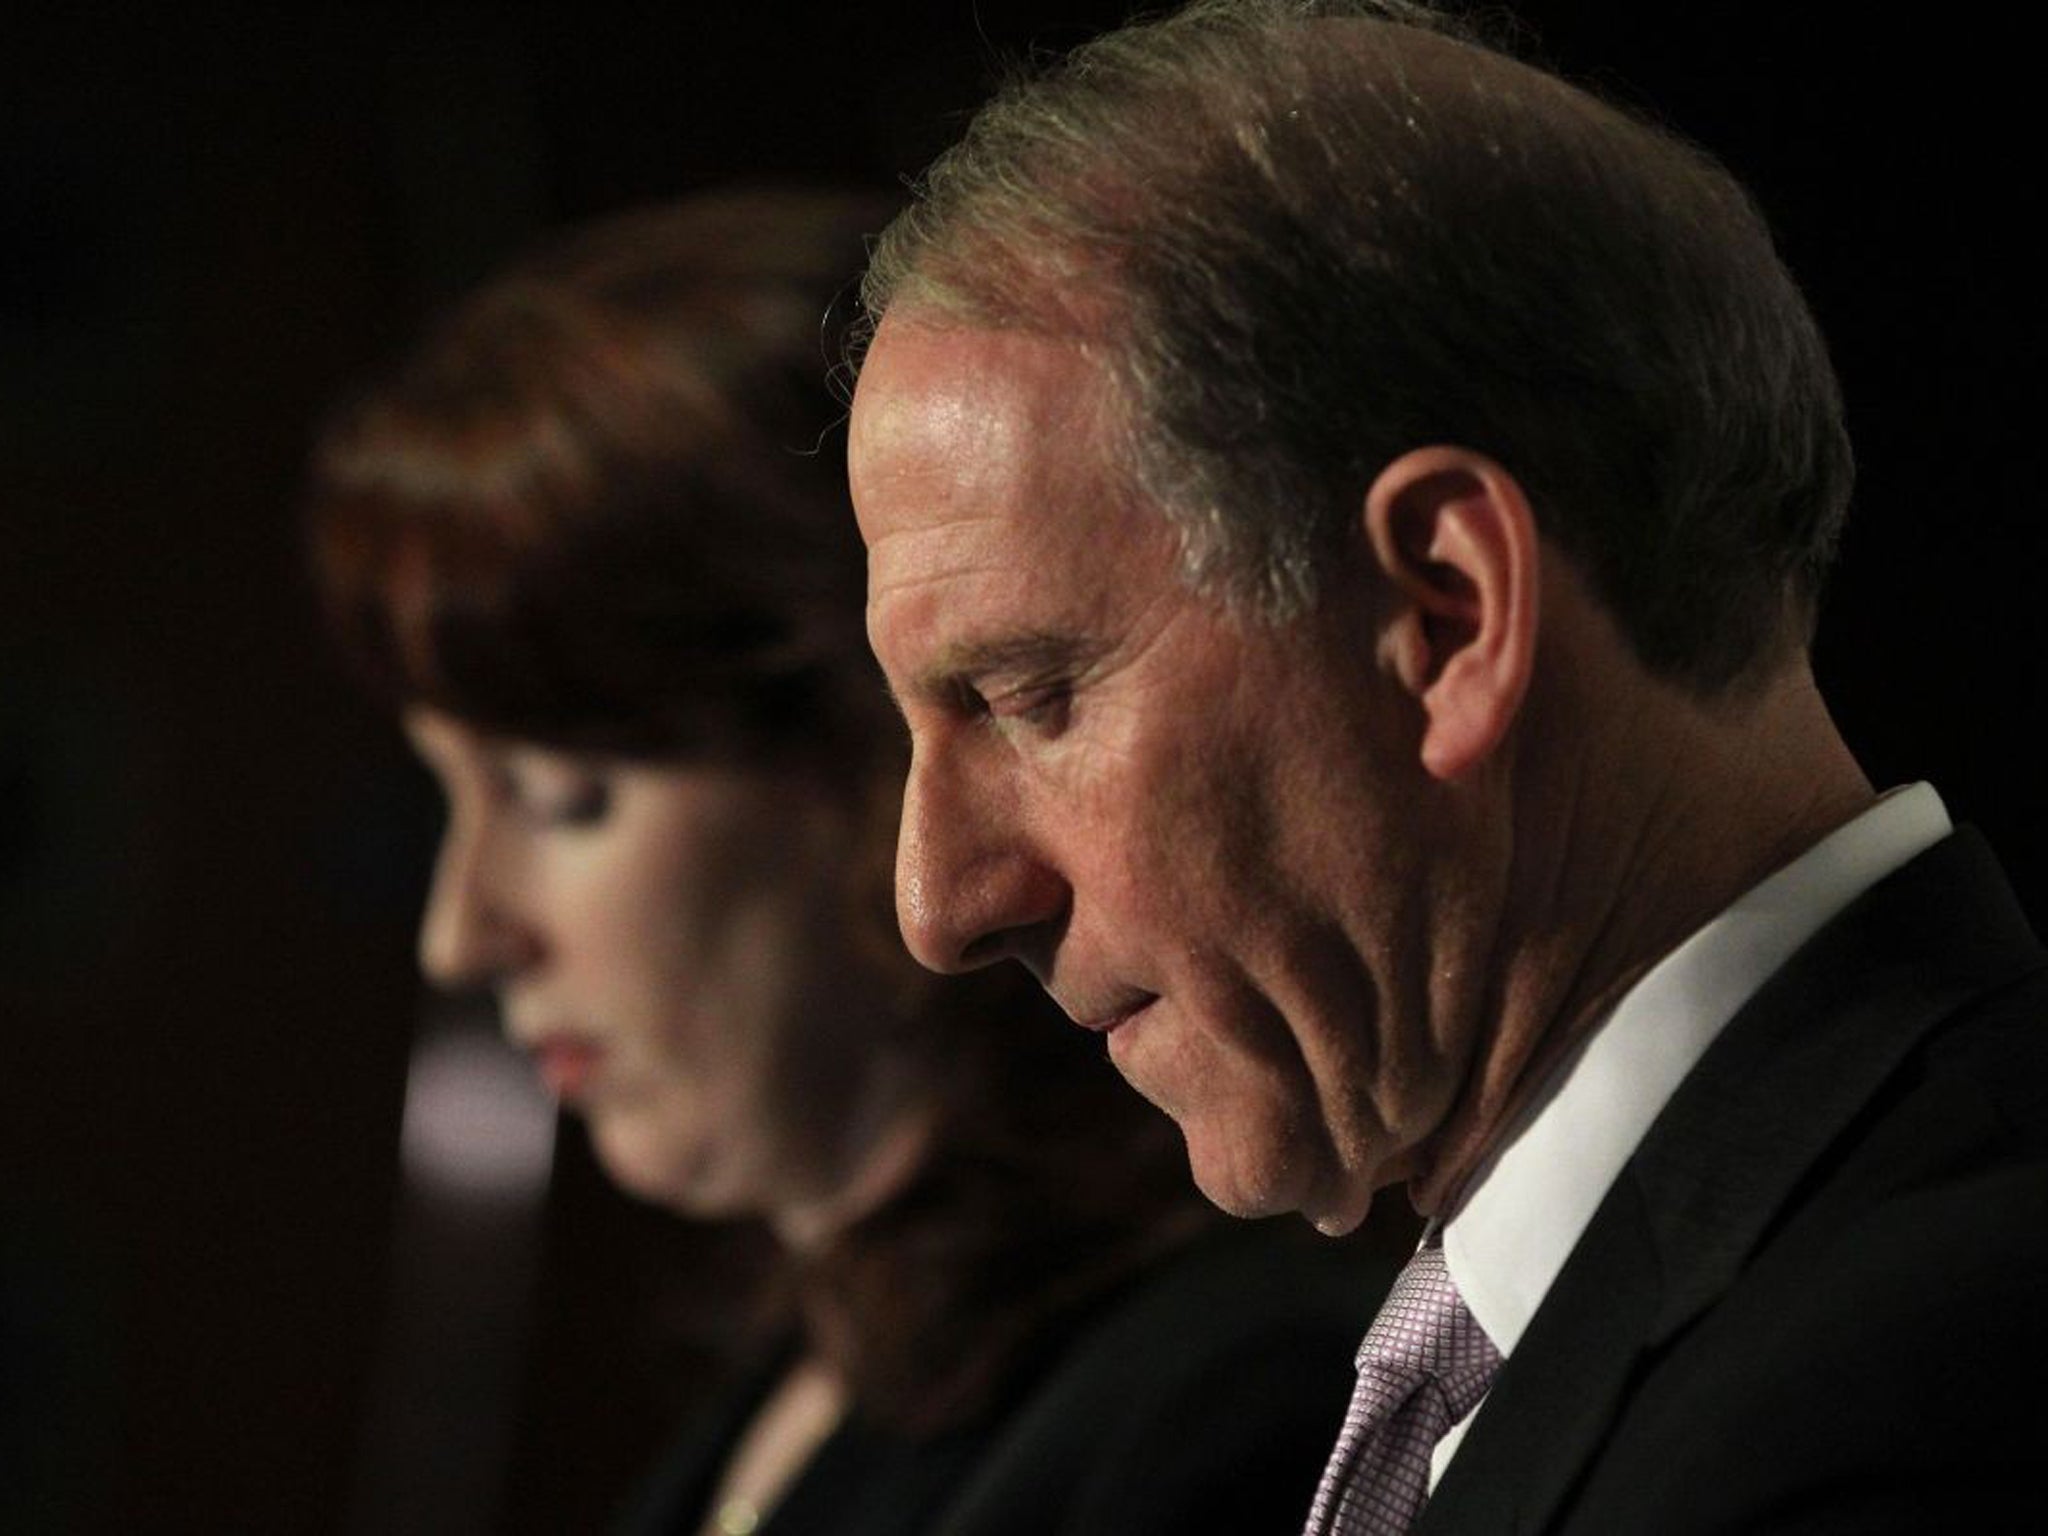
[305,187,1213,1432]
[308,187,894,773]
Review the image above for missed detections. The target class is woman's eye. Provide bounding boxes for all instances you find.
[493,758,614,829]
[541,778,612,828]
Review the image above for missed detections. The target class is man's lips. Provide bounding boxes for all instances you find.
[1075,994,1157,1033]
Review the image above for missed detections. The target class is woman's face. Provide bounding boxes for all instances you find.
[404,707,925,1238]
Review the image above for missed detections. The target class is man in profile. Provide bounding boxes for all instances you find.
[848,0,2047,1529]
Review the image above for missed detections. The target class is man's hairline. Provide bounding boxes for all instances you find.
[859,298,1338,634]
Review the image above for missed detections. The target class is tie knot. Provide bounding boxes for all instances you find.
[1354,1241,1499,1413]
[1302,1239,1505,1536]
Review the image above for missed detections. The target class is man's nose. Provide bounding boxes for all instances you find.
[895,751,1066,975]
[417,821,535,988]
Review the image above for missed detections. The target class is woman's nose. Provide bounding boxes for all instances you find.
[417,821,535,988]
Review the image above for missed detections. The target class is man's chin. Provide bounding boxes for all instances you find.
[1181,1121,1377,1236]
[1182,1125,1304,1221]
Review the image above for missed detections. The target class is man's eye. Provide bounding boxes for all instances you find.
[992,684,1072,735]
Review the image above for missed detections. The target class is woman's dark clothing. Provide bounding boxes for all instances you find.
[616,1223,1389,1536]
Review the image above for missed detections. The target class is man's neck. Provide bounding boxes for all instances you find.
[1412,658,1875,1215]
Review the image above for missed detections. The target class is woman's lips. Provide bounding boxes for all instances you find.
[529,1037,604,1100]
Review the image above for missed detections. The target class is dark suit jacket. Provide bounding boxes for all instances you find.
[617,1223,1391,1536]
[1419,828,2048,1533]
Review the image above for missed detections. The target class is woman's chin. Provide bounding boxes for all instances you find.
[590,1116,728,1214]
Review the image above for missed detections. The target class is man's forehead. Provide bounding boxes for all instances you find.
[850,319,1117,522]
[851,325,1147,612]
[853,325,1192,681]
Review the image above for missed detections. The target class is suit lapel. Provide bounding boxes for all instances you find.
[1415,829,2044,1535]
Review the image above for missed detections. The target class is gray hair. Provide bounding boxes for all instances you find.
[858,0,1853,693]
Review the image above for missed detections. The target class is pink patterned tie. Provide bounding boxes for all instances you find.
[1302,1236,1502,1536]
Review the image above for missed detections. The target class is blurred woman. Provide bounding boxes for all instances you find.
[307,188,1378,1536]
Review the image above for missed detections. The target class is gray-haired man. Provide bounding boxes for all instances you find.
[851,3,2047,1529]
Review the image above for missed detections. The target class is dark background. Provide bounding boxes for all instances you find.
[3,3,2039,1533]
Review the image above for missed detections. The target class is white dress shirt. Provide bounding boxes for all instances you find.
[1428,783,1952,1487]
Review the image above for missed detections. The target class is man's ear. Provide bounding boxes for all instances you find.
[1363,446,1539,782]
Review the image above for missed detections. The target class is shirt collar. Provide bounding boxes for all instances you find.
[1440,783,1952,1358]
